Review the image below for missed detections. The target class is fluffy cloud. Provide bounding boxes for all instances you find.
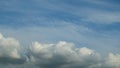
[0,33,25,64]
[28,41,101,68]
[105,53,120,68]
[0,33,20,58]
[0,33,120,68]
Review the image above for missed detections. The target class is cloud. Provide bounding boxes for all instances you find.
[81,11,120,24]
[28,41,101,68]
[0,0,120,68]
[0,33,120,68]
[105,53,120,68]
[0,33,25,64]
[28,41,120,68]
[0,0,120,27]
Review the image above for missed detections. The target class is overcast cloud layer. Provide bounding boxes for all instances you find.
[0,33,120,68]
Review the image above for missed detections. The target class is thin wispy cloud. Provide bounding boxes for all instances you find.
[0,0,120,25]
[0,0,120,68]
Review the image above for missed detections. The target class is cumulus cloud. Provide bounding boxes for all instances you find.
[28,41,119,68]
[0,33,25,64]
[105,53,120,68]
[0,33,120,68]
[30,41,100,68]
[0,33,20,58]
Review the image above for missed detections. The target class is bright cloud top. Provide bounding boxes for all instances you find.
[0,33,120,68]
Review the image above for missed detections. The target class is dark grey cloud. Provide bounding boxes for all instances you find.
[0,57,25,64]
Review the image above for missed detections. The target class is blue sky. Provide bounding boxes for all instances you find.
[0,0,120,54]
[0,0,120,68]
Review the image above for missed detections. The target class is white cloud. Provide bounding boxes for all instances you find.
[79,47,95,55]
[0,33,119,68]
[106,53,120,68]
[26,41,120,68]
[0,33,20,59]
[28,41,101,68]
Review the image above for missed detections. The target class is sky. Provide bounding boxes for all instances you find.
[0,0,120,68]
